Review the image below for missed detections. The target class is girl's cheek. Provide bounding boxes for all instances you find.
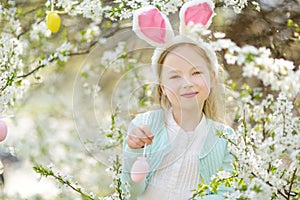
[173,82,182,92]
[166,80,180,88]
[166,85,177,94]
[199,75,210,90]
[164,83,180,96]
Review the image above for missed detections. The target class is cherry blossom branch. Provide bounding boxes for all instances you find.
[16,56,56,79]
[17,18,44,39]
[287,168,298,200]
[33,164,96,200]
[0,75,14,92]
[67,41,98,56]
[251,172,290,199]
[17,23,129,79]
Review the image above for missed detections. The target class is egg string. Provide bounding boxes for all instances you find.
[143,143,147,157]
[51,0,54,12]
[143,143,152,159]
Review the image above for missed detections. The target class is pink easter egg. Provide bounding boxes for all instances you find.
[0,120,8,142]
[130,157,150,182]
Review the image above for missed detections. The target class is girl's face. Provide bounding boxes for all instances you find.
[160,44,214,111]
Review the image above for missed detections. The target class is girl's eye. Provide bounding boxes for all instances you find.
[170,75,180,79]
[193,71,202,76]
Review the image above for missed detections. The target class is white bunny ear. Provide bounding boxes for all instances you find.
[132,6,174,47]
[179,0,215,34]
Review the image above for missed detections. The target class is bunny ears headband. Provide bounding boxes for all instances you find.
[132,0,218,79]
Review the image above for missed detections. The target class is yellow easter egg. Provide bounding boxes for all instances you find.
[46,11,61,33]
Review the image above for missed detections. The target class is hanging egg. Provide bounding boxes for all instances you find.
[130,157,150,182]
[0,120,8,142]
[46,11,61,33]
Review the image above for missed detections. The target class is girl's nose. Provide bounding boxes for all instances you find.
[182,75,193,88]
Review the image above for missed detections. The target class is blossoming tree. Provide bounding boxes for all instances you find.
[0,0,299,199]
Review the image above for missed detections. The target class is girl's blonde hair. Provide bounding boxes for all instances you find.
[155,43,225,123]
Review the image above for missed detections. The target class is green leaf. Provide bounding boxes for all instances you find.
[251,184,262,193]
[16,8,22,16]
[245,53,255,62]
[36,8,44,18]
[287,19,294,27]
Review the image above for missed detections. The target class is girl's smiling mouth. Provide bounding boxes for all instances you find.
[181,92,199,98]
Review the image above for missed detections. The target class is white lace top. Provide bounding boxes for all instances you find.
[138,111,209,200]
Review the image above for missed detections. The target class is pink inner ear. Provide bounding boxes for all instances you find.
[138,8,166,44]
[184,2,213,26]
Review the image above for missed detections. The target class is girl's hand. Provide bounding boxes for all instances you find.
[127,125,154,149]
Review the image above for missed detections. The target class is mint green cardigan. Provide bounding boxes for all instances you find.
[122,109,234,200]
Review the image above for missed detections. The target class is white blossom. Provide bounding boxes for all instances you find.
[80,23,101,42]
[101,41,127,72]
[212,38,299,98]
[75,0,104,22]
[222,0,249,13]
[30,21,52,40]
[0,33,26,113]
[104,0,182,20]
[216,170,232,179]
[225,90,299,199]
[55,42,72,62]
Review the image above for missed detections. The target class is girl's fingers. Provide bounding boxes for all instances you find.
[139,125,154,140]
[136,125,154,144]
[127,136,144,149]
[127,125,154,149]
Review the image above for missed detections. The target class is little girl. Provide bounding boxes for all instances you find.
[122,1,234,199]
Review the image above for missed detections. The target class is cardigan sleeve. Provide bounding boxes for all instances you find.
[212,127,235,197]
[121,140,147,199]
[196,126,235,200]
[121,118,149,199]
[195,145,234,200]
[218,138,234,193]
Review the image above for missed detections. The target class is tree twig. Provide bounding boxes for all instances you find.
[16,56,56,79]
[287,168,297,200]
[251,172,288,199]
